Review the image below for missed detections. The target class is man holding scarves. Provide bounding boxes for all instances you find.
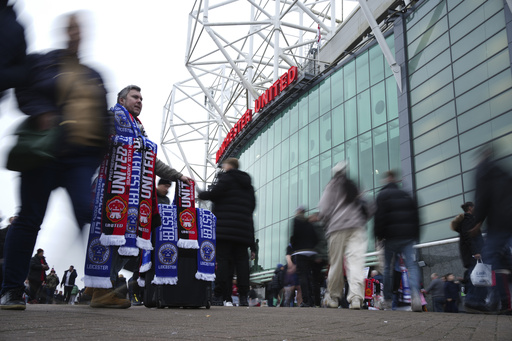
[85,85,191,309]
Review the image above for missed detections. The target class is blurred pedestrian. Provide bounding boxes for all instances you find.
[374,170,422,312]
[0,13,110,310]
[156,178,172,205]
[69,285,79,305]
[472,147,512,314]
[423,273,445,312]
[27,249,49,303]
[0,216,16,287]
[290,206,318,307]
[199,158,256,307]
[309,213,328,307]
[451,202,486,312]
[318,161,369,310]
[45,269,59,304]
[61,266,77,304]
[444,273,460,313]
[269,264,285,307]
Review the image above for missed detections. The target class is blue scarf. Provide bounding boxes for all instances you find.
[152,204,179,285]
[195,208,216,281]
[84,155,114,288]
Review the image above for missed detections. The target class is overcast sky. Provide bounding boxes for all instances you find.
[0,0,193,282]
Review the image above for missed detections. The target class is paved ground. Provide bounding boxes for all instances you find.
[1,304,511,340]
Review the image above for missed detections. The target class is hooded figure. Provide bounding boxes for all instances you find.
[199,158,256,307]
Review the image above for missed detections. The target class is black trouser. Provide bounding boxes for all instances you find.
[28,280,42,302]
[215,241,250,301]
[63,285,73,303]
[296,254,318,306]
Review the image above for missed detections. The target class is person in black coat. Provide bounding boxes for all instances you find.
[374,170,422,312]
[27,249,49,303]
[61,266,77,303]
[452,202,486,310]
[198,158,256,306]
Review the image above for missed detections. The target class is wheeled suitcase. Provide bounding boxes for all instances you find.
[144,248,212,309]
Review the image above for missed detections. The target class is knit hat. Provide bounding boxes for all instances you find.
[158,178,172,186]
[222,158,239,170]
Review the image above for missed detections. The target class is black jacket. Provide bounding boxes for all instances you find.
[291,216,318,252]
[455,213,483,269]
[374,182,420,241]
[28,255,48,283]
[198,169,256,248]
[62,270,77,287]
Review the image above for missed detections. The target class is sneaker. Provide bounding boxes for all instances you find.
[131,293,142,306]
[223,301,233,307]
[1,288,27,310]
[90,288,131,309]
[349,298,362,310]
[322,295,339,308]
[411,293,422,312]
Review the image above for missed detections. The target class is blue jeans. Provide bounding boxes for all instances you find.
[1,153,101,294]
[432,296,445,312]
[383,239,420,300]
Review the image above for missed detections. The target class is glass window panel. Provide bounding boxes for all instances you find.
[271,224,281,268]
[459,111,512,153]
[320,150,332,194]
[309,156,320,210]
[446,0,464,11]
[331,68,344,108]
[385,77,398,120]
[274,114,282,144]
[409,49,451,91]
[406,0,447,44]
[421,195,464,225]
[346,138,359,184]
[273,142,281,177]
[268,124,274,154]
[356,52,370,92]
[332,143,345,166]
[272,179,280,224]
[415,156,461,189]
[280,171,290,221]
[407,17,448,60]
[408,33,449,75]
[258,186,265,228]
[457,86,512,133]
[253,159,260,190]
[290,132,299,168]
[420,218,458,243]
[298,162,308,209]
[410,65,452,105]
[385,35,395,78]
[319,79,331,115]
[406,0,445,31]
[414,119,457,154]
[388,119,400,172]
[264,226,271,268]
[299,94,309,129]
[357,89,371,134]
[460,149,481,173]
[279,220,290,263]
[289,167,298,216]
[415,137,459,171]
[462,168,477,193]
[359,132,373,190]
[412,101,455,136]
[282,108,290,139]
[332,105,345,147]
[416,176,462,208]
[266,149,273,182]
[289,101,299,134]
[299,127,309,164]
[369,45,385,86]
[281,138,290,173]
[258,154,266,187]
[451,12,505,61]
[320,112,332,153]
[456,69,512,115]
[410,83,454,120]
[344,61,356,100]
[454,49,509,97]
[265,183,273,226]
[452,30,507,79]
[449,0,502,44]
[449,0,496,28]
[309,119,320,159]
[260,127,268,156]
[345,97,357,140]
[309,85,319,121]
[371,81,387,127]
[373,125,389,186]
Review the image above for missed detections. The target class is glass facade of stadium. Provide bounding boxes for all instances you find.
[225,0,512,279]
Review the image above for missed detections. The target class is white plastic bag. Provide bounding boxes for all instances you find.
[470,259,493,287]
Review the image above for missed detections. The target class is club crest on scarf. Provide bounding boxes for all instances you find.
[88,237,111,266]
[175,180,199,249]
[158,243,178,265]
[106,196,128,222]
[200,241,215,262]
[179,209,195,230]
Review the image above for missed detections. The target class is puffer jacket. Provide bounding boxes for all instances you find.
[198,169,256,247]
[374,182,419,241]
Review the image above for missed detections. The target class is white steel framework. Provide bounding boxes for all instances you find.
[161,0,361,192]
